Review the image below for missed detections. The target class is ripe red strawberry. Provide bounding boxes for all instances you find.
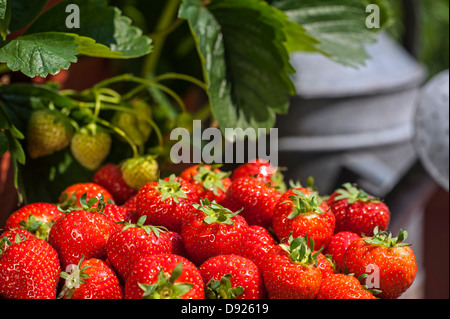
[92,163,137,205]
[103,203,136,231]
[106,216,176,283]
[136,174,199,233]
[70,124,112,171]
[223,177,281,229]
[120,155,159,190]
[199,254,265,299]
[238,225,277,270]
[343,227,417,299]
[59,257,123,299]
[316,253,336,278]
[180,164,232,204]
[272,187,335,250]
[48,194,116,269]
[324,231,361,273]
[1,229,36,242]
[181,199,249,265]
[262,233,323,299]
[27,109,73,159]
[58,182,114,209]
[327,183,390,236]
[4,202,64,241]
[0,233,61,299]
[231,158,286,192]
[316,273,376,299]
[125,254,204,299]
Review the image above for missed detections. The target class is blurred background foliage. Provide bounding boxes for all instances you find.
[387,0,449,78]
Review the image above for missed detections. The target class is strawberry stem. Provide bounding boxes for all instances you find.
[192,198,242,225]
[139,262,193,299]
[284,189,325,219]
[334,183,380,204]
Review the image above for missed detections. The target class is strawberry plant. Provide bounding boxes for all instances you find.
[0,0,391,205]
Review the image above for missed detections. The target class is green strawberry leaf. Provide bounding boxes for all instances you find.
[0,32,79,78]
[271,0,392,67]
[8,0,48,34]
[25,0,152,59]
[179,0,301,136]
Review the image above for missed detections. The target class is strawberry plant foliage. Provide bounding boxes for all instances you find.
[0,0,153,77]
[0,0,391,204]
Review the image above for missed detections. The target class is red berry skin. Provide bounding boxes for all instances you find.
[125,254,204,299]
[48,210,115,270]
[136,178,200,233]
[327,192,390,237]
[103,204,136,231]
[92,163,137,205]
[59,182,114,207]
[180,164,232,204]
[238,225,277,270]
[106,226,173,284]
[316,253,335,279]
[0,237,61,299]
[343,237,417,299]
[65,258,123,299]
[199,254,265,299]
[5,203,63,235]
[1,229,36,241]
[181,210,249,266]
[316,274,376,299]
[272,188,335,250]
[231,159,278,185]
[223,177,281,229]
[262,245,322,299]
[324,231,361,272]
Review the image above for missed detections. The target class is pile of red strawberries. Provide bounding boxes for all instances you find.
[0,159,417,299]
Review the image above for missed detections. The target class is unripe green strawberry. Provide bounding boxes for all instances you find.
[112,99,152,147]
[27,109,73,159]
[71,124,112,171]
[121,155,159,190]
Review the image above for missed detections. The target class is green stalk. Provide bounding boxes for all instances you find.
[141,0,182,78]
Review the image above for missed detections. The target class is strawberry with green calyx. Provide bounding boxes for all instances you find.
[204,274,244,300]
[58,182,114,209]
[223,177,281,229]
[343,227,417,299]
[136,174,199,233]
[92,163,137,205]
[262,233,323,299]
[4,202,64,241]
[103,203,137,231]
[106,215,175,284]
[125,254,204,299]
[316,273,377,299]
[199,254,265,299]
[231,158,286,192]
[27,108,73,159]
[138,262,194,299]
[327,183,390,236]
[316,253,336,278]
[48,193,116,270]
[121,155,159,190]
[180,164,232,204]
[181,199,249,265]
[272,187,335,250]
[70,123,112,171]
[0,232,61,299]
[59,256,123,299]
